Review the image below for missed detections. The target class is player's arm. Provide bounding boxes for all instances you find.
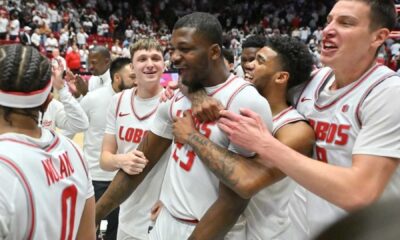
[100,133,148,175]
[174,113,278,198]
[95,131,172,225]
[219,84,400,211]
[76,196,96,240]
[175,113,314,198]
[54,85,89,133]
[100,94,148,174]
[189,183,249,240]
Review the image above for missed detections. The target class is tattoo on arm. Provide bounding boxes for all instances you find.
[187,132,240,190]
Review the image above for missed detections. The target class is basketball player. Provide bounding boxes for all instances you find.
[99,38,169,240]
[95,12,273,239]
[77,57,136,240]
[218,0,400,238]
[172,36,315,239]
[237,35,266,81]
[0,44,95,239]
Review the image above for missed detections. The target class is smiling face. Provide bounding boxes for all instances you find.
[241,47,260,81]
[320,1,380,69]
[249,46,282,94]
[131,48,164,87]
[170,27,212,89]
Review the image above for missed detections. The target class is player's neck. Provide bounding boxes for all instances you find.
[202,65,230,87]
[0,113,41,138]
[136,83,163,99]
[264,86,289,116]
[331,57,377,90]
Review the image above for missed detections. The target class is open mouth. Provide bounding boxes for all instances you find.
[322,41,338,51]
[244,72,254,82]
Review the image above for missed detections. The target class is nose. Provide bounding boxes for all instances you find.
[171,49,182,66]
[322,21,335,39]
[244,60,254,71]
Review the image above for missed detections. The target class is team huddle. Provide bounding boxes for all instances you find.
[0,0,399,240]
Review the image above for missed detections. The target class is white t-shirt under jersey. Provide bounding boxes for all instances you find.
[0,129,93,239]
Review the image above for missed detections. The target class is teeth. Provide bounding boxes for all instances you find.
[324,43,335,48]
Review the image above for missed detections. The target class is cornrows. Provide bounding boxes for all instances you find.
[0,44,51,93]
[0,44,52,125]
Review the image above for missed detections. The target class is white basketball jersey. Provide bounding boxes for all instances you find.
[0,129,93,240]
[111,88,169,239]
[245,107,305,240]
[151,75,273,239]
[295,65,400,237]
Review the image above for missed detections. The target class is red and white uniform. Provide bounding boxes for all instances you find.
[150,75,273,239]
[245,106,305,240]
[295,64,400,238]
[105,88,169,240]
[0,129,93,239]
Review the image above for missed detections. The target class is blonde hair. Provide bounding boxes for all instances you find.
[130,38,163,58]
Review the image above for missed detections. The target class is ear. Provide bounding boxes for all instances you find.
[113,73,121,84]
[40,93,54,113]
[209,44,221,60]
[371,28,390,49]
[274,71,290,86]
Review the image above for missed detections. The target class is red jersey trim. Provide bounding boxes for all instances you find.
[209,75,238,97]
[272,118,305,136]
[115,90,126,118]
[314,64,381,111]
[226,82,252,109]
[355,72,397,128]
[67,139,89,178]
[130,88,160,121]
[0,156,35,240]
[273,106,294,121]
[295,68,325,108]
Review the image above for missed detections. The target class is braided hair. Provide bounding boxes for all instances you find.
[0,44,52,124]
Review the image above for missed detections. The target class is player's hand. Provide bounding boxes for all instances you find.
[218,108,272,153]
[190,90,223,122]
[51,59,65,90]
[118,150,148,175]
[150,200,164,222]
[75,75,89,96]
[173,110,197,144]
[160,81,179,102]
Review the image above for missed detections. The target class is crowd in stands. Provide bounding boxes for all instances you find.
[1,0,400,72]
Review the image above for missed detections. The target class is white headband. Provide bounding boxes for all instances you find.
[0,79,52,108]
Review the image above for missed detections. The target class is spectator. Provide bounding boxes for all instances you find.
[65,43,81,73]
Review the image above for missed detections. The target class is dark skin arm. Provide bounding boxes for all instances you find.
[95,132,172,225]
[188,183,249,240]
[173,111,315,199]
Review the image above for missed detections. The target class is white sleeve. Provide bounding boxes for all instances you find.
[353,78,400,159]
[227,86,273,157]
[0,166,27,240]
[54,86,89,133]
[150,99,174,139]
[104,93,120,135]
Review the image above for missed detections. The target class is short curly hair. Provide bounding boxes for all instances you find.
[265,36,313,89]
